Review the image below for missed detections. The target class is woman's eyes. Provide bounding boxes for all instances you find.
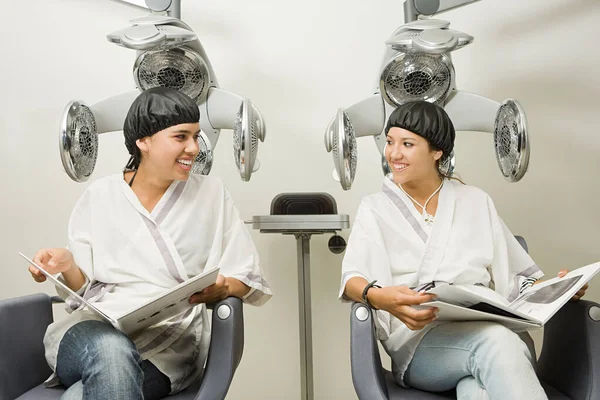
[385,141,413,147]
[175,134,200,140]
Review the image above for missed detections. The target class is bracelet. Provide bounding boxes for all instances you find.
[361,280,382,309]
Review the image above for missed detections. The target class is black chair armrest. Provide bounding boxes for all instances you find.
[537,300,600,400]
[350,302,389,400]
[0,293,53,400]
[514,236,528,253]
[194,297,244,400]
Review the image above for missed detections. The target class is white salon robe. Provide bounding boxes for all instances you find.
[43,173,272,394]
[339,176,543,386]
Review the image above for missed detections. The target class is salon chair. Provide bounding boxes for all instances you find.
[349,237,600,399]
[0,294,244,400]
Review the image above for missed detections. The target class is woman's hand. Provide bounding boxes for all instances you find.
[368,286,438,331]
[557,269,588,301]
[28,248,75,283]
[189,274,230,305]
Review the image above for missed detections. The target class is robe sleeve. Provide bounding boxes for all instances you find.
[340,200,393,339]
[487,197,544,302]
[217,186,272,306]
[59,189,95,312]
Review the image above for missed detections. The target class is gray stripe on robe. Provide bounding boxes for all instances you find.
[137,308,195,354]
[244,273,271,290]
[142,217,185,284]
[382,184,428,244]
[141,180,188,284]
[65,281,115,311]
[155,181,186,225]
[137,180,194,353]
[244,289,266,304]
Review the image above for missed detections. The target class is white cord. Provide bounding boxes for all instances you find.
[398,180,443,225]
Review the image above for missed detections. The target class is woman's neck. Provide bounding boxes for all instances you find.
[125,166,173,200]
[399,175,443,204]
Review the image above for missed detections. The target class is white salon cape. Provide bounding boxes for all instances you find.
[339,176,543,386]
[43,173,272,394]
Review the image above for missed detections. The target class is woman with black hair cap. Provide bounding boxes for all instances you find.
[27,87,272,399]
[339,101,585,399]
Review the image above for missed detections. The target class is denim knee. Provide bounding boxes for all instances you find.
[56,320,148,399]
[86,325,139,364]
[473,323,533,364]
[59,320,142,375]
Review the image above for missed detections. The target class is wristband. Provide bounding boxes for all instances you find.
[361,280,382,309]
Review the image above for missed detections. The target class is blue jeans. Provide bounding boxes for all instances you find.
[404,321,548,400]
[56,320,171,400]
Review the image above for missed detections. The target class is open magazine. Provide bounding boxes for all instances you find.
[19,252,219,335]
[414,262,600,331]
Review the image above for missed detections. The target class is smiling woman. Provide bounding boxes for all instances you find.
[121,88,202,211]
[25,87,272,399]
[340,101,557,399]
[125,121,201,209]
[384,101,455,225]
[123,87,200,179]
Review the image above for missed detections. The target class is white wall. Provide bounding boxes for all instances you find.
[1,0,599,399]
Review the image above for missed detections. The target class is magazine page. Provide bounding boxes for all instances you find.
[509,262,600,324]
[116,266,220,335]
[426,283,535,322]
[414,301,541,331]
[428,283,510,307]
[18,252,120,328]
[19,251,220,335]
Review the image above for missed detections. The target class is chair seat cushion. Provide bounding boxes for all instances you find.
[384,371,572,400]
[15,381,201,400]
[15,385,63,400]
[167,382,201,399]
[384,371,456,399]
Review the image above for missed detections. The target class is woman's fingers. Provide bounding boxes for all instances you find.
[395,286,418,296]
[571,284,588,300]
[189,275,229,304]
[189,292,211,304]
[399,314,437,330]
[558,269,569,278]
[407,306,437,321]
[28,265,41,275]
[201,284,215,295]
[188,293,204,304]
[199,274,227,295]
[397,292,436,306]
[390,301,438,330]
[31,248,72,274]
[32,249,49,265]
[29,270,46,282]
[395,305,437,324]
[28,265,46,282]
[189,287,228,304]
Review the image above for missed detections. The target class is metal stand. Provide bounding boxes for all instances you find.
[252,215,350,400]
[296,234,313,400]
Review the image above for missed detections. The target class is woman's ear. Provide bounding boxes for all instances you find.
[136,137,149,154]
[433,150,443,161]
